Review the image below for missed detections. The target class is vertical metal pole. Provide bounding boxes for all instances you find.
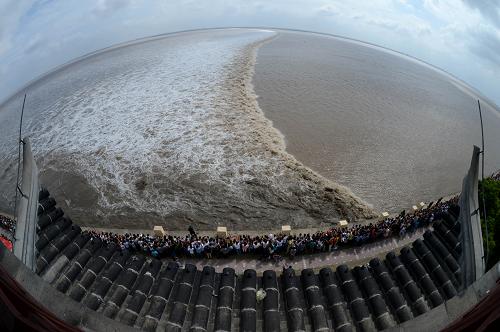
[478,99,488,265]
[13,94,27,225]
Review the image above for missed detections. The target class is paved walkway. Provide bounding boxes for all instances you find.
[81,226,338,237]
[175,227,427,274]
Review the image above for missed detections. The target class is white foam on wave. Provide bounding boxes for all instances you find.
[25,30,278,214]
[8,28,376,229]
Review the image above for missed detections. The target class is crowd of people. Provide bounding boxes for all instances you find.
[0,214,15,234]
[0,214,15,251]
[86,197,458,260]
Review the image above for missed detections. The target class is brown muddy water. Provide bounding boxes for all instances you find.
[0,29,498,230]
[0,29,373,230]
[254,31,500,213]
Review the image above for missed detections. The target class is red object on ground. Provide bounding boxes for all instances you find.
[0,236,12,251]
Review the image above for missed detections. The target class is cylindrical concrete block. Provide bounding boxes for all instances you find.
[166,264,197,330]
[214,267,235,332]
[240,269,257,332]
[190,266,215,332]
[282,268,305,332]
[301,269,329,332]
[319,267,352,332]
[262,270,281,332]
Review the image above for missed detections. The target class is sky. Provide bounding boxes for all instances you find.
[0,0,499,106]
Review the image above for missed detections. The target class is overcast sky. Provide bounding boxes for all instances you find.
[0,0,499,106]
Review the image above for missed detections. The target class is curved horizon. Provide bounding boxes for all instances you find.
[1,28,499,228]
[1,27,499,113]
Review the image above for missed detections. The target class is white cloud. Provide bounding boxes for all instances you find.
[0,0,499,105]
[0,0,34,55]
[317,4,339,16]
[463,0,500,28]
[92,0,135,17]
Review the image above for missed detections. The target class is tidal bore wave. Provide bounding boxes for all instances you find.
[0,29,374,229]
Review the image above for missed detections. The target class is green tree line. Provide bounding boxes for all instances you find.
[479,177,500,270]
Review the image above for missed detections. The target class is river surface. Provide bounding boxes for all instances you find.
[0,29,372,230]
[0,28,498,229]
[254,31,500,212]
